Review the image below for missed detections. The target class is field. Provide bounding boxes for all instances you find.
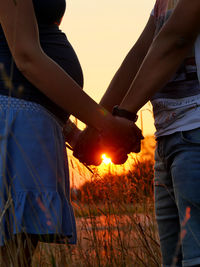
[30,136,161,266]
[0,65,161,266]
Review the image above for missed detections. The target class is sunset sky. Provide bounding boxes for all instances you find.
[61,0,155,136]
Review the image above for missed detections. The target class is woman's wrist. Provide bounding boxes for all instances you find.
[93,106,113,133]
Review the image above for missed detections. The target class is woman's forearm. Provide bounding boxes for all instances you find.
[17,49,110,132]
[0,0,113,133]
[15,48,142,153]
[0,0,143,154]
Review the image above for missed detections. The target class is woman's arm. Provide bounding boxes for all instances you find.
[99,15,155,112]
[120,0,200,113]
[0,0,107,131]
[0,0,139,153]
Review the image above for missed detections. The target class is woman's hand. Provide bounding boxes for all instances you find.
[63,120,82,149]
[73,127,103,166]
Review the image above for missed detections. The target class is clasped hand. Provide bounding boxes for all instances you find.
[73,116,143,166]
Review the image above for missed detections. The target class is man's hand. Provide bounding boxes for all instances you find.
[100,120,143,164]
[73,120,143,166]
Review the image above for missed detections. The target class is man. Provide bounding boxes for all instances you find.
[74,0,200,266]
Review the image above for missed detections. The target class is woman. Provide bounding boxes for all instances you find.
[0,0,142,266]
[75,0,200,265]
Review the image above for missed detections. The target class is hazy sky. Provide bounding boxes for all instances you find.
[61,0,155,136]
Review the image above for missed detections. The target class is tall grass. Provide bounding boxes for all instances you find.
[30,137,161,267]
[0,61,160,266]
[0,132,160,266]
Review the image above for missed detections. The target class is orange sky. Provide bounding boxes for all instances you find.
[60,0,155,136]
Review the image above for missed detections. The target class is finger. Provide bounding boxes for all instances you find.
[73,128,102,164]
[74,147,102,166]
[111,149,128,165]
[132,142,141,153]
[112,155,128,165]
[74,151,101,166]
[84,153,102,166]
[73,141,103,165]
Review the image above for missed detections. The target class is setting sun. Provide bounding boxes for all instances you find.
[101,154,112,165]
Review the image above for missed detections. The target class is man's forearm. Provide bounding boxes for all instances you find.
[99,16,155,112]
[120,0,200,113]
[120,34,195,113]
[99,47,148,112]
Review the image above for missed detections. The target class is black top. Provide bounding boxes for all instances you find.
[33,0,66,25]
[0,0,83,123]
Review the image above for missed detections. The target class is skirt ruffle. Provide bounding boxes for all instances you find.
[0,95,76,246]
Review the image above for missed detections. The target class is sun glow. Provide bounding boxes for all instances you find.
[101,154,112,165]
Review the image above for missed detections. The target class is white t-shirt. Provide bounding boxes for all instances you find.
[195,35,200,83]
[150,0,200,137]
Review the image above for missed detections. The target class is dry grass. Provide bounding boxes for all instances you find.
[30,137,161,267]
[0,38,160,266]
[0,133,161,266]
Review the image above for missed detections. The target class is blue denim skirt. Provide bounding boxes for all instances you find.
[0,95,76,246]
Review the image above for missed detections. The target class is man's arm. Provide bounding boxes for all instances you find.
[73,15,155,165]
[99,15,156,112]
[120,0,200,113]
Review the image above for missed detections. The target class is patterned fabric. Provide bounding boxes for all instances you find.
[152,0,198,100]
[151,0,200,137]
[0,95,77,245]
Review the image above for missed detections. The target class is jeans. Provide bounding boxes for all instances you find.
[155,128,200,267]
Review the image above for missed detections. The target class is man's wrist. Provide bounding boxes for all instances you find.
[112,105,138,122]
